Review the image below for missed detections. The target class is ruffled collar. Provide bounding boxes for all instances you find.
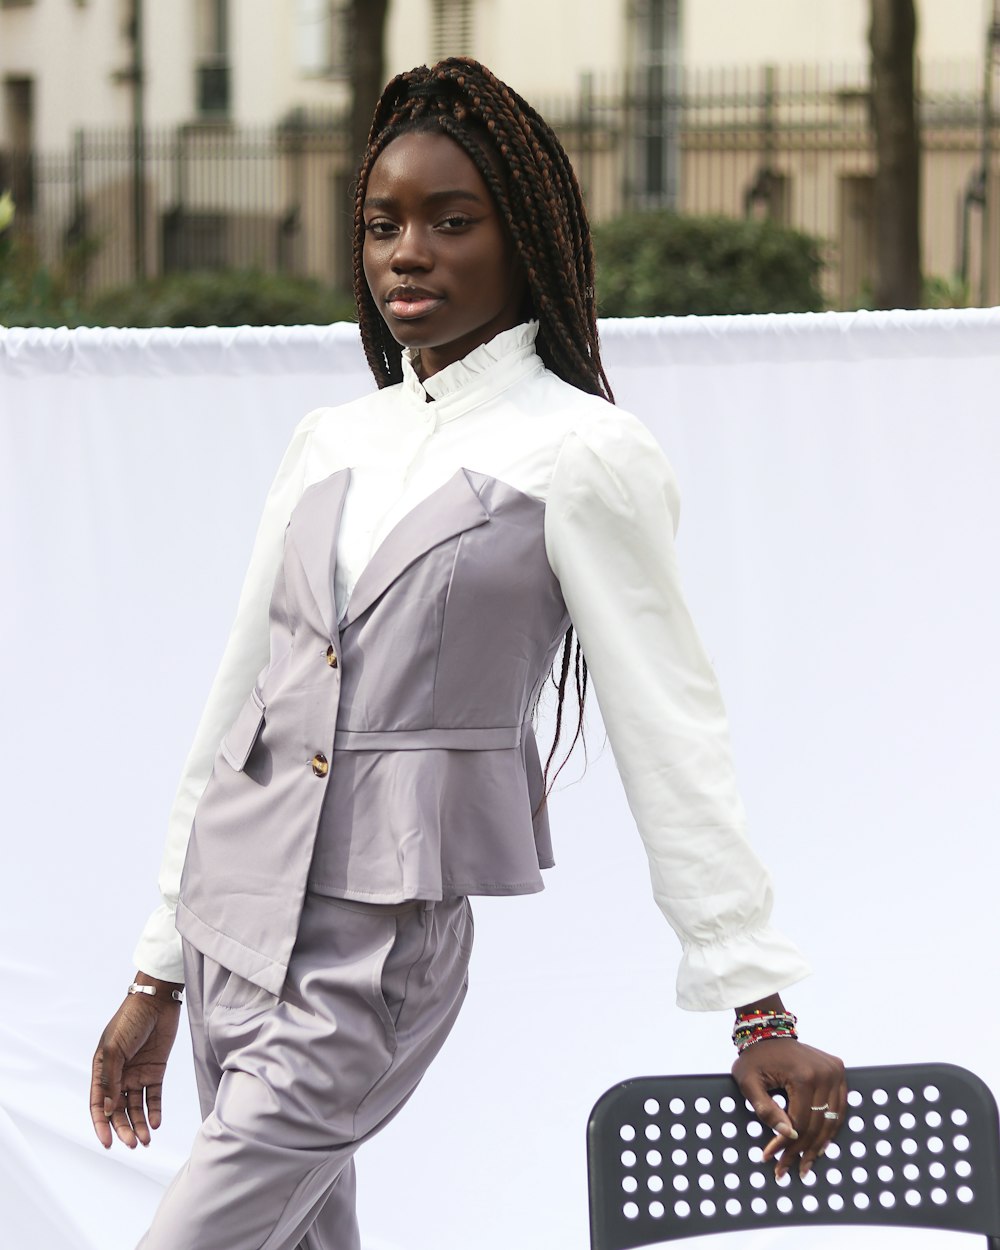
[400,321,543,423]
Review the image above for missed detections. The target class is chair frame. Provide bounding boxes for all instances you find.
[587,1063,1000,1249]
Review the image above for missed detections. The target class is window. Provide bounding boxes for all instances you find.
[196,0,231,117]
[1,75,35,209]
[431,0,474,61]
[296,0,351,78]
[629,0,681,209]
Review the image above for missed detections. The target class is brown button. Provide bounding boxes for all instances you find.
[310,753,329,778]
[325,645,338,668]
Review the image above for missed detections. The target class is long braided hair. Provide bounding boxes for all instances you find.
[352,57,614,801]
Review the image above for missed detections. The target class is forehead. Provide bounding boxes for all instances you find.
[365,130,495,202]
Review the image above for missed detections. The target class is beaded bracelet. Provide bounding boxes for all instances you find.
[732,1009,798,1053]
[732,1010,797,1036]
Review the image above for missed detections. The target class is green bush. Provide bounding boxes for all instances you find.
[85,268,357,328]
[593,212,826,317]
[0,258,90,328]
[1,197,90,328]
[921,274,969,310]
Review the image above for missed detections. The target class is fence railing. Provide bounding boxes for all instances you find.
[3,61,998,309]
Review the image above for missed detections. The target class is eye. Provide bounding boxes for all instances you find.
[437,214,475,231]
[364,219,398,236]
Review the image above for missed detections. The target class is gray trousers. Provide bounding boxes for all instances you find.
[137,892,473,1250]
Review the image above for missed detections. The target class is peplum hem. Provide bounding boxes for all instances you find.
[307,742,552,902]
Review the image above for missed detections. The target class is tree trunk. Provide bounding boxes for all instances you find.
[869,0,922,308]
[350,0,390,175]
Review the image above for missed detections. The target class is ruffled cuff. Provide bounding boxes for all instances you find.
[132,903,185,984]
[675,925,811,1012]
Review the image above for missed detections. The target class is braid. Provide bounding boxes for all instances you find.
[353,57,611,807]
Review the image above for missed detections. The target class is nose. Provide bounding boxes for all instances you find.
[390,223,432,274]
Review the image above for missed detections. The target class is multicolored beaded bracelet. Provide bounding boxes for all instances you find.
[732,1010,798,1053]
[732,1011,797,1033]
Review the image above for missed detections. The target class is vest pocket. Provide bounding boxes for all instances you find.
[220,688,266,771]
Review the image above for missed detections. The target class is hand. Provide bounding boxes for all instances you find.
[89,977,182,1149]
[732,1038,847,1178]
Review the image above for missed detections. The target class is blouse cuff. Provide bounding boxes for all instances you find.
[675,925,812,1012]
[132,904,185,984]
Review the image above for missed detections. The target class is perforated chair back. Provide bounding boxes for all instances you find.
[587,1063,1000,1249]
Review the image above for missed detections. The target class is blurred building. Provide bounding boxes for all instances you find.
[1,0,998,304]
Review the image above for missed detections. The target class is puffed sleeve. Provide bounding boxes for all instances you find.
[543,407,810,1011]
[131,407,326,982]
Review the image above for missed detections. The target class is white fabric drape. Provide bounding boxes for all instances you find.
[2,310,998,1250]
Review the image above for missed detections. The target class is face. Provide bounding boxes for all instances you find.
[362,130,526,379]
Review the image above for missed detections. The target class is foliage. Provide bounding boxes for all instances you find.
[921,274,969,310]
[593,211,826,317]
[84,269,357,328]
[1,211,357,329]
[0,203,92,328]
[0,267,89,328]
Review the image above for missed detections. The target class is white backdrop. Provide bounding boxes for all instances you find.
[1,310,998,1250]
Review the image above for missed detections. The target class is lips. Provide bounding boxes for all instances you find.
[384,286,445,321]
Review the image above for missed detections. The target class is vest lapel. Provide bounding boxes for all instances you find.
[286,466,351,638]
[343,467,490,626]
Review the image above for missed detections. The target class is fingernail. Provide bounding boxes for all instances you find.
[104,1097,113,1117]
[780,1125,799,1141]
[800,1161,813,1177]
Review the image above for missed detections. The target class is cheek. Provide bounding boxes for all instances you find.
[362,239,376,292]
[362,241,389,319]
[471,229,517,298]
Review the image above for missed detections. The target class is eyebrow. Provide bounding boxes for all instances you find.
[363,188,486,210]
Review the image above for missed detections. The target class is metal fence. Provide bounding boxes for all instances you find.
[3,61,998,309]
[1,112,354,296]
[540,61,998,308]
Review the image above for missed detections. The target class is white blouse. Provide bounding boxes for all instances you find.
[133,321,810,1011]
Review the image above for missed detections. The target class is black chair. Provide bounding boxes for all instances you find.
[587,1063,1000,1249]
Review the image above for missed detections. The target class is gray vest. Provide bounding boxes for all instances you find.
[177,466,571,994]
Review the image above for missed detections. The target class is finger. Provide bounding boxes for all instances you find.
[787,1084,834,1175]
[89,1081,113,1147]
[124,1089,151,1147]
[145,1082,164,1131]
[814,1073,849,1158]
[760,1093,800,1175]
[737,1067,797,1138]
[795,1070,850,1165]
[740,1081,799,1166]
[89,1047,120,1149]
[110,1102,138,1150]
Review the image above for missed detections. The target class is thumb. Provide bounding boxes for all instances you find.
[738,1072,798,1142]
[96,1042,125,1118]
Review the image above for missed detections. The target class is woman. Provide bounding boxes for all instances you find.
[90,58,845,1250]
